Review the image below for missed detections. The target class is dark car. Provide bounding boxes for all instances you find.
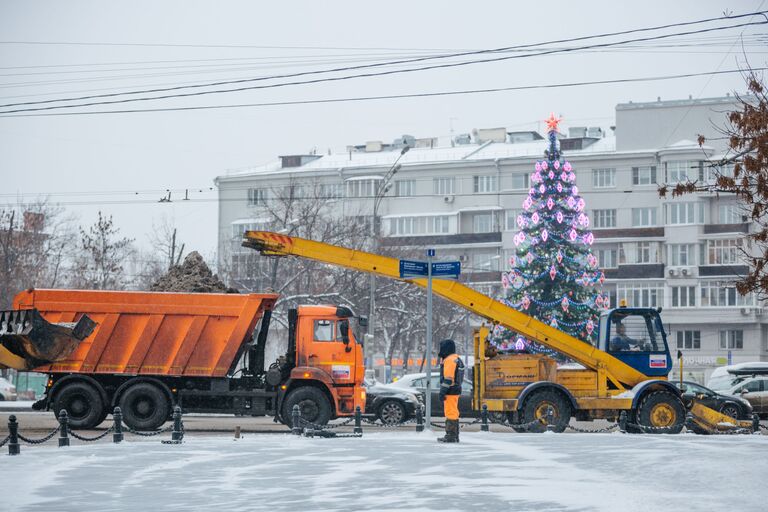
[390,372,480,418]
[674,380,753,420]
[364,379,423,425]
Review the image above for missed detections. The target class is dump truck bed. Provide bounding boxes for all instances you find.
[13,289,278,377]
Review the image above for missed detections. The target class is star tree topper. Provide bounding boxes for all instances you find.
[545,112,562,132]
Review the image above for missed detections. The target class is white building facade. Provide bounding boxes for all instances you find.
[216,95,767,383]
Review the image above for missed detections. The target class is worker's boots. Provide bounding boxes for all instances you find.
[437,419,460,443]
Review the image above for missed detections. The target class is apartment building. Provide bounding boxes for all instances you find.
[215,95,767,382]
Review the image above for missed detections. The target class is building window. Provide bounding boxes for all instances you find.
[617,282,664,308]
[395,179,416,197]
[668,244,696,266]
[668,202,703,225]
[700,281,753,307]
[706,239,742,265]
[632,166,657,185]
[718,204,746,224]
[346,179,380,198]
[247,188,267,206]
[473,214,494,233]
[707,163,735,182]
[318,183,343,198]
[593,209,616,228]
[510,173,529,190]
[473,175,497,193]
[665,161,703,183]
[719,330,743,349]
[631,207,657,227]
[231,220,269,239]
[390,215,451,236]
[596,248,617,268]
[619,241,659,264]
[433,177,455,195]
[505,209,521,231]
[671,286,696,307]
[472,251,500,271]
[592,168,616,188]
[676,331,701,350]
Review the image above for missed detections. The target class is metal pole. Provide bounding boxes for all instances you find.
[425,248,434,429]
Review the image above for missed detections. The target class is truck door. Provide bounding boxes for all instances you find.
[302,317,358,384]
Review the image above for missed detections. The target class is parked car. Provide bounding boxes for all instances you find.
[390,372,479,418]
[723,376,768,419]
[673,380,753,420]
[364,378,423,425]
[707,362,768,391]
[0,377,17,401]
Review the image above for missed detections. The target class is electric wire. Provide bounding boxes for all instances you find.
[1,67,761,117]
[0,11,765,113]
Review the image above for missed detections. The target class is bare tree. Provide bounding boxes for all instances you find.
[70,211,135,290]
[0,199,74,308]
[659,72,768,298]
[148,215,186,270]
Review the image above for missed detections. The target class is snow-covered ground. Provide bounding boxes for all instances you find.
[1,430,765,511]
[0,400,34,410]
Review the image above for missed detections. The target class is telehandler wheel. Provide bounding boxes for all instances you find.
[282,387,332,428]
[634,390,685,434]
[521,390,572,433]
[53,381,105,429]
[119,382,170,431]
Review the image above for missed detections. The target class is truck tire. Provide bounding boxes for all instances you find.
[634,390,685,434]
[521,389,572,433]
[282,387,332,428]
[119,382,170,431]
[53,381,105,429]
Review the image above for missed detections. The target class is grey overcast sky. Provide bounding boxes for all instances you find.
[0,0,764,261]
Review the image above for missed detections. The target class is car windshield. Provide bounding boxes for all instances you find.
[708,374,744,392]
[680,382,708,395]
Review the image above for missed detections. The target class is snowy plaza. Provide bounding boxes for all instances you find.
[2,430,766,512]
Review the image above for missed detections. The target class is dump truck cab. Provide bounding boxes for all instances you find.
[274,305,366,425]
[597,307,672,378]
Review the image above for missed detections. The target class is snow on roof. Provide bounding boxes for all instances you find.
[219,136,619,181]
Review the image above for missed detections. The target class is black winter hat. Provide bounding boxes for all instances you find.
[438,339,456,359]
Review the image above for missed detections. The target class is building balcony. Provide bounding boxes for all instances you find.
[603,263,665,279]
[593,227,665,239]
[698,265,749,277]
[381,231,502,247]
[703,223,749,234]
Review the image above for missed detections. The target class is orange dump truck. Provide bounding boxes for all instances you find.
[13,289,366,430]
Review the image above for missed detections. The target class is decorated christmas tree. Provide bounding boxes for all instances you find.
[494,114,608,355]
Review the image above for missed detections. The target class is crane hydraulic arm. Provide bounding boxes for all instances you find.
[243,231,646,389]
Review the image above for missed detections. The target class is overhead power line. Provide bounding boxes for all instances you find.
[2,67,762,117]
[0,10,765,113]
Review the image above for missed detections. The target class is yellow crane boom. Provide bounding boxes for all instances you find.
[243,231,647,389]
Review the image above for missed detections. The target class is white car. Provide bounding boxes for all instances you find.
[0,377,17,401]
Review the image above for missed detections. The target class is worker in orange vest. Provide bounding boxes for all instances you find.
[437,339,465,443]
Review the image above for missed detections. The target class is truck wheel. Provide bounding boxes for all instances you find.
[634,390,685,434]
[53,381,104,429]
[282,387,331,428]
[119,383,170,431]
[521,390,572,433]
[378,400,406,425]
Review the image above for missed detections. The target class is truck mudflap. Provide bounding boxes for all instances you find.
[0,309,96,370]
[687,400,756,434]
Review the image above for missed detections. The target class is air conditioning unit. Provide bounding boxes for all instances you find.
[740,307,751,316]
[681,268,689,276]
[443,195,455,204]
[668,268,676,276]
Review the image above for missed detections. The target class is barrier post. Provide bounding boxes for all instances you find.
[8,415,20,456]
[353,406,363,435]
[481,404,489,432]
[113,407,124,443]
[58,410,70,447]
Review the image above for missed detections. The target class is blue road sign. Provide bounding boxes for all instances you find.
[427,248,436,257]
[727,350,732,365]
[431,261,461,279]
[399,259,429,278]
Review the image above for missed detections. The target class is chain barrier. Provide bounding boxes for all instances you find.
[17,428,59,445]
[487,414,547,432]
[68,426,114,442]
[0,435,9,448]
[564,423,620,433]
[299,416,356,431]
[126,425,174,437]
[364,417,418,428]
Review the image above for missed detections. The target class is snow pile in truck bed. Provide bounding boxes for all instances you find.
[2,431,765,511]
[150,251,235,293]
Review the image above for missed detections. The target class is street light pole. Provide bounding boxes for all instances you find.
[369,146,409,382]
